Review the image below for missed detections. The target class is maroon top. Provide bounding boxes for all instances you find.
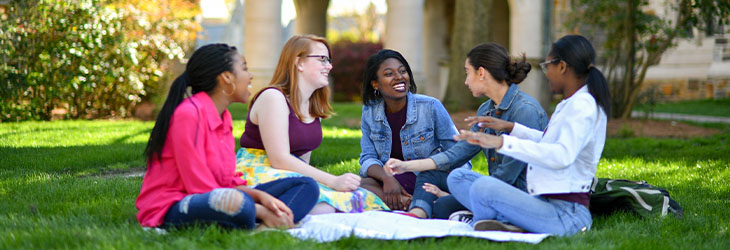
[385,104,407,161]
[542,193,590,208]
[385,104,416,194]
[240,87,322,157]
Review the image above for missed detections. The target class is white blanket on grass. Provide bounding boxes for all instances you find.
[286,211,550,244]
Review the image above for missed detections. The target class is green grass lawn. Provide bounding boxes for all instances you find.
[634,98,730,117]
[1,103,729,249]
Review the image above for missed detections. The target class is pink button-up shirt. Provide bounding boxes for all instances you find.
[136,92,246,227]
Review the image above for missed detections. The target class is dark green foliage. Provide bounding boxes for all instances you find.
[0,0,198,121]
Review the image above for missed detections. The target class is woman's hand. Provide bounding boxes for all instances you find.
[465,116,514,133]
[327,173,361,192]
[453,130,504,149]
[384,158,409,175]
[247,188,294,220]
[422,183,449,198]
[382,176,411,210]
[255,204,293,229]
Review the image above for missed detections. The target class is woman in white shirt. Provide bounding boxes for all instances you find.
[445,35,611,236]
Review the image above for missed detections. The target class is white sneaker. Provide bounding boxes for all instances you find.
[448,210,473,224]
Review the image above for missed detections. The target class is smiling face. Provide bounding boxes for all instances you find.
[299,41,332,90]
[371,58,410,102]
[230,54,253,103]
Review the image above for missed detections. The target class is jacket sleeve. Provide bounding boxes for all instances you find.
[359,106,383,177]
[499,96,597,170]
[490,103,547,187]
[429,102,485,171]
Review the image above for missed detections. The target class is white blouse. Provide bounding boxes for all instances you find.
[497,85,607,195]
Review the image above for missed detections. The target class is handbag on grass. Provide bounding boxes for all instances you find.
[589,177,684,218]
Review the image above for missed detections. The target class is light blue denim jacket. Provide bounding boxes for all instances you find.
[359,92,470,176]
[430,84,548,191]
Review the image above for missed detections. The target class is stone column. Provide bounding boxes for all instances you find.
[422,0,450,99]
[385,0,425,94]
[293,0,329,37]
[245,0,282,98]
[509,0,551,111]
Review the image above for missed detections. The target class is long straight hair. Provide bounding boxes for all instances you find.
[260,34,333,120]
[143,44,238,161]
[549,35,611,117]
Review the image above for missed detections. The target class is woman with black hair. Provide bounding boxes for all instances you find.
[358,49,470,217]
[136,44,319,230]
[446,35,610,236]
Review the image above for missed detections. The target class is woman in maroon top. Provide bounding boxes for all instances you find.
[235,35,388,213]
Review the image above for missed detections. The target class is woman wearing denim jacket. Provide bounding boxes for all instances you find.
[359,49,470,218]
[383,43,548,220]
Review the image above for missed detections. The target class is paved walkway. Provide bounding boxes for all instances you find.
[631,111,730,124]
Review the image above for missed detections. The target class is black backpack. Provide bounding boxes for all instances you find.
[589,177,684,218]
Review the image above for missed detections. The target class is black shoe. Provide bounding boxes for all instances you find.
[448,210,473,224]
[473,220,525,233]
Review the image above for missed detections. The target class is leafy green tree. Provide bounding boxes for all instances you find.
[0,0,199,121]
[568,0,729,118]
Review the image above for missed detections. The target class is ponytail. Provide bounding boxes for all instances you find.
[143,43,239,162]
[586,67,611,117]
[143,72,190,161]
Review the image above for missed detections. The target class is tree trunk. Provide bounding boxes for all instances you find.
[293,0,329,37]
[443,0,491,111]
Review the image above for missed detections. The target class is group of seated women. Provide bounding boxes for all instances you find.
[136,34,610,237]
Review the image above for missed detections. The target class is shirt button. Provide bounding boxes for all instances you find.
[529,166,533,170]
[490,157,495,162]
[508,145,512,149]
[420,136,424,141]
[404,142,408,145]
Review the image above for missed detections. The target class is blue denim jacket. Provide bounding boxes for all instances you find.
[429,84,548,191]
[359,92,470,176]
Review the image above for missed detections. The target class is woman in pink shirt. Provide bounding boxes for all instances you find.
[136,44,319,229]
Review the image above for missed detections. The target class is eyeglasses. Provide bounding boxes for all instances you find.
[539,58,561,74]
[306,55,332,66]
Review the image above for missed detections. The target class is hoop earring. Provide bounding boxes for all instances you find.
[222,82,236,96]
[373,89,380,97]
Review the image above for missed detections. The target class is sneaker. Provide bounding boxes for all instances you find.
[473,219,526,233]
[448,210,474,224]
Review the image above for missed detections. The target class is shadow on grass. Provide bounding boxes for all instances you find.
[0,142,147,174]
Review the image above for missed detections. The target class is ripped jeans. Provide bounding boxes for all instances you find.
[162,176,319,229]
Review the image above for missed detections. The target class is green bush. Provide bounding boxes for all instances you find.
[0,0,199,121]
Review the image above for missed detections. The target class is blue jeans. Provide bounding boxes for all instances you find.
[447,168,592,236]
[432,194,467,219]
[163,177,319,229]
[410,170,467,218]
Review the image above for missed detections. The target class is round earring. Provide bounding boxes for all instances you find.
[222,82,236,96]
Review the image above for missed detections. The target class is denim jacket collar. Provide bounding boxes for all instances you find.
[373,92,418,125]
[486,84,520,115]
